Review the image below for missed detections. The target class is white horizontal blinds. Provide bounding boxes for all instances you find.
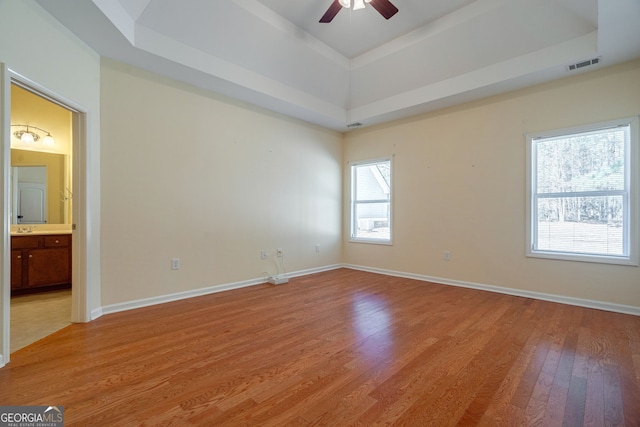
[533,125,628,256]
[352,160,391,241]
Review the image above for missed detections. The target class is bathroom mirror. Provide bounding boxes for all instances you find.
[11,82,73,226]
[11,149,71,225]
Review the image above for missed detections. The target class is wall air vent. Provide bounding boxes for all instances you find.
[567,57,601,72]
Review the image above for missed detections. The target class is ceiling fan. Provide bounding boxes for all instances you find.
[320,0,399,23]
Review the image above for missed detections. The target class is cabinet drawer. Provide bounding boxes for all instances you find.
[44,235,71,248]
[11,236,40,249]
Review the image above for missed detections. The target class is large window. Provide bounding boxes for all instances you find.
[526,117,638,265]
[350,159,392,243]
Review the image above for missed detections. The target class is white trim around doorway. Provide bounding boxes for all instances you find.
[0,69,91,367]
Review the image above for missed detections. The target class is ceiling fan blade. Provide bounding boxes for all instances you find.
[320,0,342,23]
[369,0,399,20]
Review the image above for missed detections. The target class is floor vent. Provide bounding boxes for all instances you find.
[567,57,601,72]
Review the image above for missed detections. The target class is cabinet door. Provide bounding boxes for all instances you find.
[11,250,24,289]
[26,248,71,287]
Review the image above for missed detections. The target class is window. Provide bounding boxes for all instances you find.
[350,158,392,243]
[526,117,638,265]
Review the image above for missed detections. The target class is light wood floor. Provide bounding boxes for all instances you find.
[10,289,71,353]
[1,269,639,426]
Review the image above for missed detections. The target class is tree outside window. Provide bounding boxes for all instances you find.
[527,118,638,265]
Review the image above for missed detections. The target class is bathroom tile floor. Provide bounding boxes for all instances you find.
[10,289,71,353]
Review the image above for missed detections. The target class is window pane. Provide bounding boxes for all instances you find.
[536,195,624,255]
[528,119,637,264]
[536,128,625,194]
[351,159,391,242]
[354,202,390,240]
[355,163,390,201]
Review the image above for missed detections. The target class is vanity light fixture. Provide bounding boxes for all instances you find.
[11,124,55,146]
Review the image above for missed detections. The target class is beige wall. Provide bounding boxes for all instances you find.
[344,60,640,308]
[100,60,343,305]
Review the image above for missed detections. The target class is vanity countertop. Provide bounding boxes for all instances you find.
[11,223,72,236]
[11,229,72,236]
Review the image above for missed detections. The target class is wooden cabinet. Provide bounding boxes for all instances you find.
[11,234,71,293]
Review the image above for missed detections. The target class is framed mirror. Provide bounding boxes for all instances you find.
[10,149,70,225]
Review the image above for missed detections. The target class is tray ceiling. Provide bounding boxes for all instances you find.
[36,0,640,131]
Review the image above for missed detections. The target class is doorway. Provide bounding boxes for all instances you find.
[7,79,77,353]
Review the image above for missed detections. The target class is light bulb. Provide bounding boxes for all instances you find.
[353,0,366,10]
[21,131,35,143]
[339,0,350,8]
[43,134,55,146]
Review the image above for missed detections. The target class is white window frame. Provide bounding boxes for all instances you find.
[526,117,639,265]
[349,157,393,245]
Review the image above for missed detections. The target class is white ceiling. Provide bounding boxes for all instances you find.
[256,0,479,58]
[36,0,640,131]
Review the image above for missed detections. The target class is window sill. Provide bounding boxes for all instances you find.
[527,250,638,266]
[349,238,393,246]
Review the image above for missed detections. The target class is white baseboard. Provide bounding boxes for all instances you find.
[98,264,343,317]
[344,264,640,316]
[94,263,638,319]
[285,264,343,279]
[90,307,104,320]
[100,277,264,316]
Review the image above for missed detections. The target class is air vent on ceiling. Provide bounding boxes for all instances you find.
[347,122,363,128]
[567,57,601,72]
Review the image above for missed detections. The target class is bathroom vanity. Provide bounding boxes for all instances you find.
[11,232,71,293]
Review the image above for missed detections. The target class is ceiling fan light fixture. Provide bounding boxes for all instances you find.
[339,0,350,8]
[353,0,366,10]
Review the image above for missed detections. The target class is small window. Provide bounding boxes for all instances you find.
[526,117,638,265]
[350,159,392,244]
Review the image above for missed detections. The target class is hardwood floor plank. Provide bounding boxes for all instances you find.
[584,360,605,427]
[463,301,540,425]
[1,268,639,426]
[614,314,640,426]
[525,304,569,424]
[563,375,587,426]
[542,330,578,425]
[603,363,624,426]
[510,301,555,412]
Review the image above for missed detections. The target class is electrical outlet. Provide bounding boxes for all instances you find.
[315,244,320,253]
[260,250,267,260]
[443,251,451,261]
[171,258,180,270]
[277,248,283,257]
